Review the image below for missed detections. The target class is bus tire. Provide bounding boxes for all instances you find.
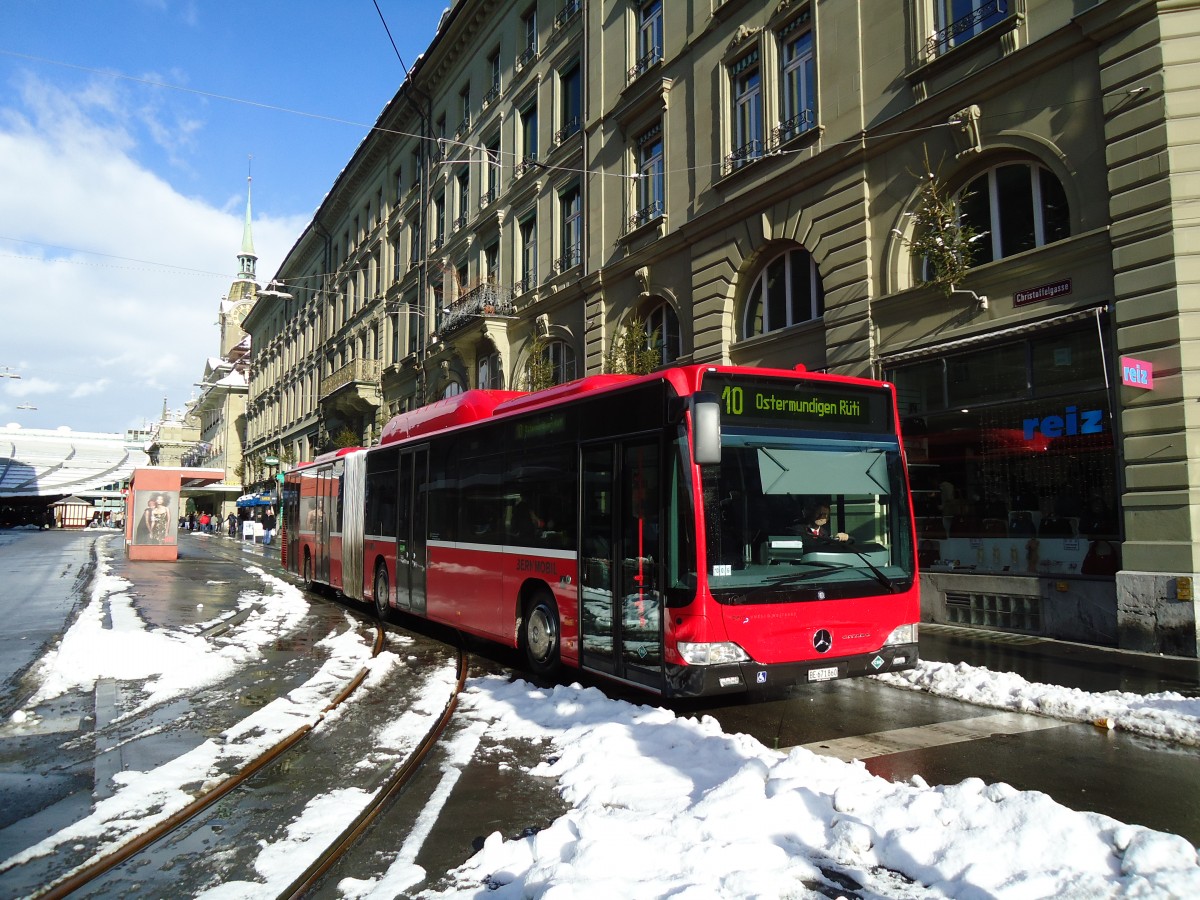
[522,589,560,678]
[373,563,392,622]
[302,552,314,591]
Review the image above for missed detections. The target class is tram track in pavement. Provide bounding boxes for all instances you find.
[23,612,468,900]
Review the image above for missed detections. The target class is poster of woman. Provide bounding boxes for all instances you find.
[132,490,178,545]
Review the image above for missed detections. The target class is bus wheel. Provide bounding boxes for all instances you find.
[522,590,560,678]
[373,563,392,622]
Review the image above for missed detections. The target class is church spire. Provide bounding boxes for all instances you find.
[237,169,257,282]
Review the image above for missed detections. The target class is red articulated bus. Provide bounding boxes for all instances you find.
[283,364,919,698]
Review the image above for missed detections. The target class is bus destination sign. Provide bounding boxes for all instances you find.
[704,374,890,431]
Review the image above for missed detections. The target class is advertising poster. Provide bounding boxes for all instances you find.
[132,490,178,546]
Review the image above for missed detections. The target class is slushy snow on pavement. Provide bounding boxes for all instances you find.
[4,547,1198,897]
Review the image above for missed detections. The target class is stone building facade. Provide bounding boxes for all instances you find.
[242,0,1200,656]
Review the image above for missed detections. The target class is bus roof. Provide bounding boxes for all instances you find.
[380,389,525,444]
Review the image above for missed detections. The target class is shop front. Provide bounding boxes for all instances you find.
[884,312,1121,645]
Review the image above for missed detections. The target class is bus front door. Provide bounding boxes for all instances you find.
[580,439,663,688]
[396,448,429,614]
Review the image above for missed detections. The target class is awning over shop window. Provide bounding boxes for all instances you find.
[236,492,275,508]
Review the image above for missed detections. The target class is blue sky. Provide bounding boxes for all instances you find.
[0,1,449,434]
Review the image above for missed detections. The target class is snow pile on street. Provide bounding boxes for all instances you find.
[420,677,1199,899]
[22,560,311,717]
[878,660,1200,746]
[1,564,389,873]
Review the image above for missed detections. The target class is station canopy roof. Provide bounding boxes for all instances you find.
[0,425,149,497]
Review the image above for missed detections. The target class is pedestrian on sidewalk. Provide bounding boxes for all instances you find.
[263,508,276,546]
[226,512,237,537]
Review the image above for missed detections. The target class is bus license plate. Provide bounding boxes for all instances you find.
[808,666,839,682]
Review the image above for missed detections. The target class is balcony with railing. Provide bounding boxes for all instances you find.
[436,282,517,338]
[925,0,1008,58]
[627,46,661,84]
[516,42,538,74]
[552,245,582,275]
[627,199,664,234]
[480,186,499,210]
[513,272,538,296]
[722,139,764,176]
[555,0,581,30]
[483,83,501,108]
[771,109,816,148]
[554,117,581,146]
[514,155,540,180]
[319,358,382,415]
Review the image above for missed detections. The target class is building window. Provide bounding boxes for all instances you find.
[630,0,663,81]
[537,339,576,386]
[958,163,1070,266]
[518,5,538,70]
[727,51,763,174]
[646,300,680,366]
[777,13,816,145]
[631,123,664,231]
[458,84,471,137]
[517,103,539,176]
[484,240,499,283]
[742,246,824,338]
[557,185,582,273]
[928,0,1009,57]
[395,166,404,201]
[518,214,538,293]
[556,62,582,144]
[485,50,502,106]
[406,301,421,355]
[481,135,501,208]
[456,169,470,230]
[478,348,503,389]
[455,261,470,300]
[433,191,446,249]
[408,216,421,266]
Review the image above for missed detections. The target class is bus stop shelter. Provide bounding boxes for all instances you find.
[125,467,224,561]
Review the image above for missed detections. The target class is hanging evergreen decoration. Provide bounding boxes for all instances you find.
[894,149,985,298]
[605,317,662,375]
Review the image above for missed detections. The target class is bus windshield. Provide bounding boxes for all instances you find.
[703,434,915,604]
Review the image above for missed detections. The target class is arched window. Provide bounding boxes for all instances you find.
[959,162,1070,265]
[442,381,463,399]
[646,300,680,365]
[742,247,824,339]
[544,339,576,384]
[527,339,577,389]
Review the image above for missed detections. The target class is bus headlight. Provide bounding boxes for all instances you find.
[677,641,750,665]
[884,623,918,645]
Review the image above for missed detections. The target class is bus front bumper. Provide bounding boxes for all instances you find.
[664,643,919,698]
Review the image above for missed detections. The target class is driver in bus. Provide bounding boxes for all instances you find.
[796,503,850,543]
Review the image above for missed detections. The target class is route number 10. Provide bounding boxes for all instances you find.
[721,386,744,416]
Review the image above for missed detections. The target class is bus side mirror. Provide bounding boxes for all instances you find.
[692,392,722,465]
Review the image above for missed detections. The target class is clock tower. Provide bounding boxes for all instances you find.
[220,176,258,358]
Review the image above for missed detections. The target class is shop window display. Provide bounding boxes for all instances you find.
[888,324,1119,578]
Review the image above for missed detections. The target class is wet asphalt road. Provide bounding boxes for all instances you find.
[0,527,1196,897]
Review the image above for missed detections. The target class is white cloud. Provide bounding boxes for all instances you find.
[0,72,307,433]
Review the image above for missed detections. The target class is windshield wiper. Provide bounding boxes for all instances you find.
[847,548,898,593]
